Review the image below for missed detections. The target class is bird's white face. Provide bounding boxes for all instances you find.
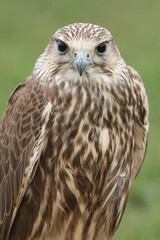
[33,23,125,84]
[51,35,112,76]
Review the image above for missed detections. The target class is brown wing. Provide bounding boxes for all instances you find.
[0,76,50,239]
[127,66,149,184]
[103,66,149,235]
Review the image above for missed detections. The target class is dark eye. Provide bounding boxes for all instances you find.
[58,40,68,53]
[96,42,106,54]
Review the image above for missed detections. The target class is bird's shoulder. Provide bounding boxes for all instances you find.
[127,65,149,125]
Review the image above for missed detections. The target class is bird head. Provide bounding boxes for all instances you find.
[33,23,125,84]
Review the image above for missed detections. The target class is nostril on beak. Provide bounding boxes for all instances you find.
[74,51,89,59]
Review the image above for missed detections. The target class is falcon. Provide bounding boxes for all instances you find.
[0,23,149,240]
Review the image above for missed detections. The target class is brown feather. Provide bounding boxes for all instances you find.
[0,76,48,239]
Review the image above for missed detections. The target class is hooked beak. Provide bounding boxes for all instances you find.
[73,50,92,76]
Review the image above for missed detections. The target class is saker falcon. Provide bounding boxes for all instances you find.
[0,23,149,240]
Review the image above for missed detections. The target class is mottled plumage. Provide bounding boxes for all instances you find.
[0,23,149,240]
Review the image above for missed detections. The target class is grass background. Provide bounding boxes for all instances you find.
[0,0,159,239]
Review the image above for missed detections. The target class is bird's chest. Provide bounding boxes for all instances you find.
[27,83,133,240]
[48,83,111,168]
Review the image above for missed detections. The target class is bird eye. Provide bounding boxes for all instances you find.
[96,42,106,54]
[58,40,68,53]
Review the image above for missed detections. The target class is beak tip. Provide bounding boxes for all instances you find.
[76,64,85,76]
[79,70,83,76]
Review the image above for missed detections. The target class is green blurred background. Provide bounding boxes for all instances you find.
[0,0,159,239]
